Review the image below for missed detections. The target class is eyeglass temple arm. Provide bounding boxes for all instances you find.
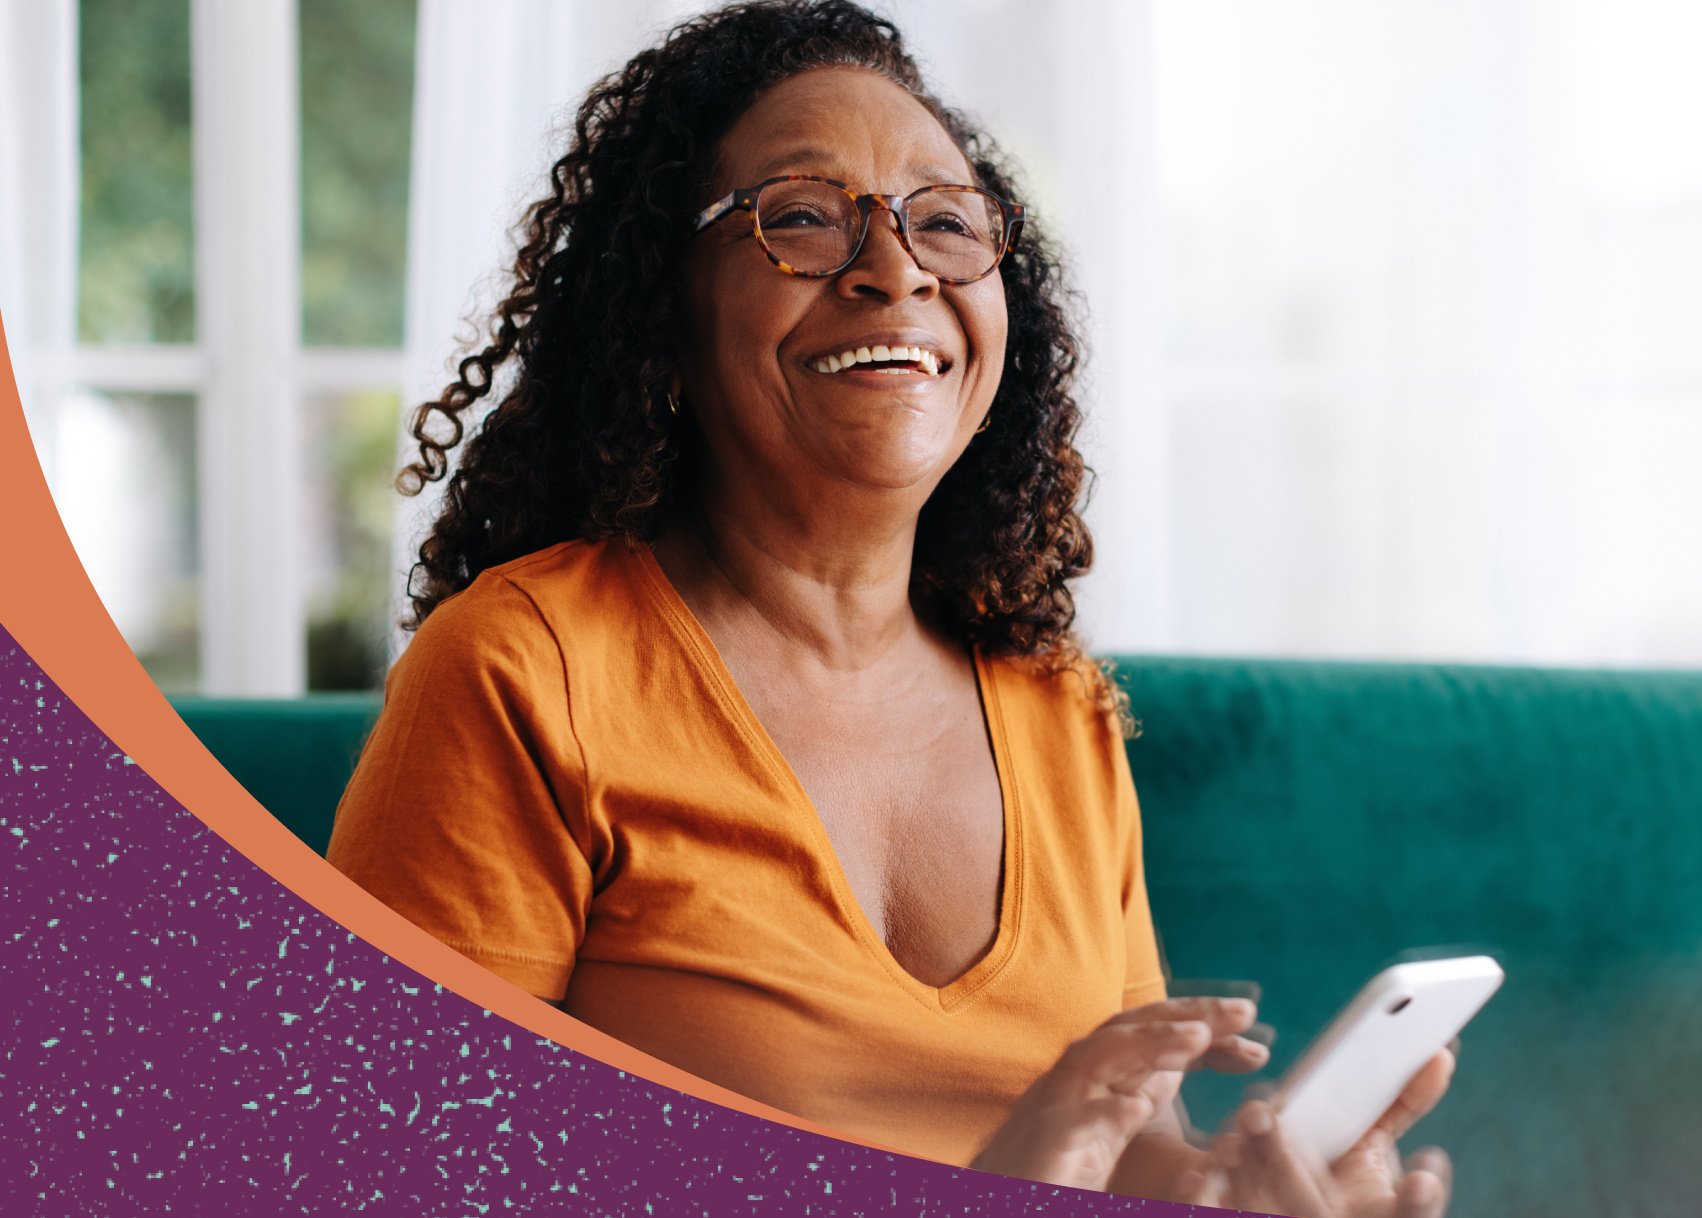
[1005,203,1026,252]
[690,188,759,233]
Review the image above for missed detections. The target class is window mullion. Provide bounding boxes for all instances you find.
[190,0,303,696]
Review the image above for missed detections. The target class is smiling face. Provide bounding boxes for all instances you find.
[679,67,1008,511]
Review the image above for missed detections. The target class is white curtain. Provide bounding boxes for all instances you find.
[1127,0,1702,666]
[400,0,1702,667]
[0,0,79,491]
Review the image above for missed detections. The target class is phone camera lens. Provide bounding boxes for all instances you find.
[1387,996,1413,1015]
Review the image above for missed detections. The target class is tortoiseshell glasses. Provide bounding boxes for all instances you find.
[691,175,1025,284]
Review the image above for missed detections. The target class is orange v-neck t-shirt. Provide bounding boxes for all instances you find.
[326,538,1167,1165]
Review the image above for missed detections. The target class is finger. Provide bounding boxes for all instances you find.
[1196,1034,1272,1074]
[1331,1122,1397,1188]
[1109,997,1258,1037]
[1177,1133,1241,1206]
[1209,1129,1245,1172]
[1395,1147,1453,1218]
[1405,1147,1453,1194]
[1371,1048,1456,1142]
[1172,1165,1226,1206]
[1068,1092,1172,1152]
[1241,1079,1279,1106]
[1165,978,1263,1006]
[1229,1102,1335,1213]
[1065,1019,1216,1088]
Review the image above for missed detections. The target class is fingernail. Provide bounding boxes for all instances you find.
[1224,997,1256,1021]
[1244,1021,1277,1047]
[1242,1103,1273,1136]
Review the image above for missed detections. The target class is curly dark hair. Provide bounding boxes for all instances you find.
[398,0,1128,727]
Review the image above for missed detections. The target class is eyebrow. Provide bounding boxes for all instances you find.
[747,147,971,188]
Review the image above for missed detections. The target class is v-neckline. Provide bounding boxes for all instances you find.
[631,539,1024,1012]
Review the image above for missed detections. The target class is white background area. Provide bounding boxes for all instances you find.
[3,0,1699,693]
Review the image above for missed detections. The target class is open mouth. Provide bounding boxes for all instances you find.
[811,345,946,376]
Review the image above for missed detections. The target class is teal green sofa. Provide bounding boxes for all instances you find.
[171,657,1702,1217]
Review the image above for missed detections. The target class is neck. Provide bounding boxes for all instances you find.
[655,478,927,673]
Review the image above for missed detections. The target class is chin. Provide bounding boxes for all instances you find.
[833,404,973,476]
[828,427,967,494]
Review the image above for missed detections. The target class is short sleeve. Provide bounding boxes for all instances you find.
[326,573,593,1001]
[1111,726,1169,1008]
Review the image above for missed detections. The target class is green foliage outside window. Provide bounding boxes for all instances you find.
[79,0,195,344]
[307,388,402,691]
[300,0,417,347]
[77,0,417,692]
[78,0,417,348]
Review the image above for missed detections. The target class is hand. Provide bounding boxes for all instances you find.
[1174,1049,1457,1218]
[970,997,1265,1192]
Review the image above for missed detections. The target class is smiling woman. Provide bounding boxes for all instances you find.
[323,2,1452,1211]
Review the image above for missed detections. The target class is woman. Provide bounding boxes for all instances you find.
[327,2,1454,1210]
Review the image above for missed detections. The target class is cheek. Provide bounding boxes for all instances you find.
[966,280,1010,391]
[693,269,804,384]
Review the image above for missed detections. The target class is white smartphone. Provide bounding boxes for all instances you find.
[1270,955,1504,1165]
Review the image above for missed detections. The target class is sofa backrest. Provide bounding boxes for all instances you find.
[170,693,379,857]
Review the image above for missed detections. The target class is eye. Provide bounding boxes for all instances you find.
[917,212,976,238]
[765,204,833,229]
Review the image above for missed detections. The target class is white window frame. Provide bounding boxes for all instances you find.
[70,0,406,696]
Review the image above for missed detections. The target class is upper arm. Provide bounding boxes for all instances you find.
[1113,728,1169,1008]
[326,575,594,1001]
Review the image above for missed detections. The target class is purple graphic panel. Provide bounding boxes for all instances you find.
[0,625,1240,1216]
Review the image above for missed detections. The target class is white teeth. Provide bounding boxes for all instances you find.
[815,345,946,374]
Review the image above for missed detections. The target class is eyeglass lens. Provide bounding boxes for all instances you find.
[755,181,1005,280]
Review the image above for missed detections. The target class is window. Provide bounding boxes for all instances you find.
[69,0,417,694]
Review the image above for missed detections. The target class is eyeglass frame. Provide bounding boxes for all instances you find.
[690,174,1025,285]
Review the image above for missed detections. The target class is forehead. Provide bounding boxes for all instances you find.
[713,67,975,192]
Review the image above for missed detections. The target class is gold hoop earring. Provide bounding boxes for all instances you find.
[666,392,679,416]
[974,412,991,435]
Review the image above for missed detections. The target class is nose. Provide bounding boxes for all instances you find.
[834,204,939,303]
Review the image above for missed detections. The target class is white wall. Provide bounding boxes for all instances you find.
[12,0,1698,686]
